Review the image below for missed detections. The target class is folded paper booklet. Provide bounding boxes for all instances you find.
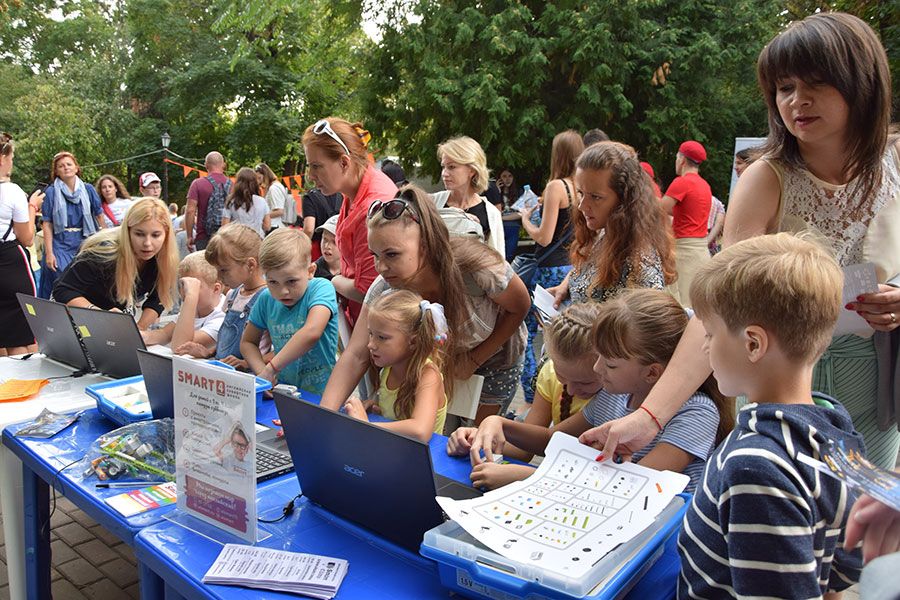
[104,482,177,518]
[437,432,689,580]
[203,544,349,599]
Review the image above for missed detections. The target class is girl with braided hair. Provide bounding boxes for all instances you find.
[451,289,731,493]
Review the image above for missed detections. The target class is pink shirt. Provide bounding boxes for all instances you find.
[336,166,398,324]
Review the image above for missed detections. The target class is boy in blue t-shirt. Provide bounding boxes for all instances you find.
[241,228,338,394]
[679,233,863,599]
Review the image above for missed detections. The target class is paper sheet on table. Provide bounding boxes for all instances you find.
[834,263,878,337]
[437,432,688,579]
[534,285,559,322]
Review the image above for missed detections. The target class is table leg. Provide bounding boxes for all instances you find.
[22,460,50,600]
[0,445,27,600]
[138,561,165,600]
[164,582,188,599]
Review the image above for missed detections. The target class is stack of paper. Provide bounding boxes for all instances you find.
[203,544,348,599]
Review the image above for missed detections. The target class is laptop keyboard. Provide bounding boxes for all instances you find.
[256,447,293,472]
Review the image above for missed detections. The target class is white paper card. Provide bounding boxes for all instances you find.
[534,285,560,321]
[448,374,484,420]
[174,357,258,543]
[437,432,688,579]
[834,262,878,337]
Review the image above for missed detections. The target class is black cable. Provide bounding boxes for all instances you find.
[258,493,303,523]
[41,455,86,541]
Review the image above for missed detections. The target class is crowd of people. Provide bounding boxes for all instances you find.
[0,11,898,598]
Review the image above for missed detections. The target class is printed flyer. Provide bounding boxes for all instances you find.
[173,357,258,543]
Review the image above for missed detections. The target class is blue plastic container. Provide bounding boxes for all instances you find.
[87,359,272,426]
[420,494,689,600]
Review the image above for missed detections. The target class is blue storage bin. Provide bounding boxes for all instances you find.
[420,494,689,600]
[87,359,273,426]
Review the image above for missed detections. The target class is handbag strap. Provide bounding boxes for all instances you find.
[561,178,574,204]
[0,184,15,242]
[535,227,572,267]
[101,202,119,226]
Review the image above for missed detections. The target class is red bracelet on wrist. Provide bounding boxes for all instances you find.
[639,405,663,432]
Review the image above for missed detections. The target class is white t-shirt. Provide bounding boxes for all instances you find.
[222,195,269,239]
[101,198,133,228]
[195,294,226,341]
[0,182,30,242]
[265,182,289,228]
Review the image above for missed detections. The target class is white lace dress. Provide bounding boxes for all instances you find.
[765,144,900,468]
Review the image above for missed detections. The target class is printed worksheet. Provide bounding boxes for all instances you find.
[437,432,688,579]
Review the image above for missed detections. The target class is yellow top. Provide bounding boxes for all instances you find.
[535,360,592,424]
[377,359,447,435]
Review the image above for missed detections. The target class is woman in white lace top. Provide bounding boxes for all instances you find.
[579,12,900,470]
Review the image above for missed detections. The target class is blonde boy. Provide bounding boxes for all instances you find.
[141,251,226,356]
[678,233,863,599]
[241,228,338,394]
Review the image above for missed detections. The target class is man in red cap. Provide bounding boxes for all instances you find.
[660,140,712,307]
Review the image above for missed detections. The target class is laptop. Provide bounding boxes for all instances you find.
[136,350,293,483]
[68,306,147,378]
[16,294,92,372]
[273,391,482,551]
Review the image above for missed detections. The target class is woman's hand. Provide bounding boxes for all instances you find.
[518,205,537,220]
[29,190,45,211]
[844,493,900,563]
[848,284,900,332]
[546,277,569,309]
[578,408,661,463]
[342,397,369,422]
[447,427,477,456]
[45,252,57,271]
[469,415,507,465]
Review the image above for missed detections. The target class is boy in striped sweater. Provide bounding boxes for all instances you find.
[679,233,864,599]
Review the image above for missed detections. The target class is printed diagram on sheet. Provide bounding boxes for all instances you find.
[437,432,688,578]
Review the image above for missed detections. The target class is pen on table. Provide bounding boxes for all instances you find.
[95,481,167,489]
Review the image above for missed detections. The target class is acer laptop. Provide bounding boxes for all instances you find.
[16,294,92,372]
[273,391,482,552]
[67,306,147,378]
[136,350,293,482]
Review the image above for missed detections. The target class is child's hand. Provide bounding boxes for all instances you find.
[178,276,201,298]
[260,363,278,387]
[342,397,369,422]
[220,355,249,370]
[174,341,212,358]
[446,427,478,456]
[470,462,531,491]
[469,415,506,466]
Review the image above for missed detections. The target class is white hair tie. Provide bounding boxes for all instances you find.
[420,300,449,344]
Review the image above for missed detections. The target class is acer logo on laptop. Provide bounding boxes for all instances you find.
[343,465,364,477]
[106,340,116,347]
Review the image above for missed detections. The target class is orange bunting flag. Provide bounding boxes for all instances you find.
[293,175,303,188]
[282,176,292,189]
[182,165,192,177]
[199,171,208,178]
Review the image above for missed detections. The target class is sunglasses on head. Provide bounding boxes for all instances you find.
[367,198,420,224]
[312,119,350,157]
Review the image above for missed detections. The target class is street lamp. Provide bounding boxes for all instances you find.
[160,132,171,202]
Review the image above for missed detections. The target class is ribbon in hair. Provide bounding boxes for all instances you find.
[420,300,449,343]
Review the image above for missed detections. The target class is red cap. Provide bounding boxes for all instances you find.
[678,141,706,163]
[639,161,655,179]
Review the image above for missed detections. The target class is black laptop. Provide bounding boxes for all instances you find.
[273,391,482,551]
[16,294,92,372]
[136,350,293,483]
[67,306,147,378]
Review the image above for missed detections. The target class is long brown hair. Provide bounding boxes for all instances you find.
[569,142,675,290]
[549,130,584,182]
[302,117,370,180]
[95,175,131,203]
[368,290,447,420]
[254,163,278,188]
[592,288,734,444]
[756,12,892,203]
[227,167,259,213]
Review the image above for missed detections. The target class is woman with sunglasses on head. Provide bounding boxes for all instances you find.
[319,185,530,424]
[38,151,105,298]
[0,133,44,355]
[302,118,397,326]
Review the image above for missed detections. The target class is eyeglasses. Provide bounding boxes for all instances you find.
[313,119,350,157]
[367,198,420,224]
[231,438,250,450]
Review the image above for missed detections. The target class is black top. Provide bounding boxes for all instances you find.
[483,180,501,208]
[465,201,491,244]
[53,254,164,315]
[534,197,572,267]
[302,189,343,243]
[314,256,335,281]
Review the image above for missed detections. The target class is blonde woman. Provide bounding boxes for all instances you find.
[52,198,178,329]
[433,136,505,255]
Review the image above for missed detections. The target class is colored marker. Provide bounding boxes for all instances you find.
[96,481,167,489]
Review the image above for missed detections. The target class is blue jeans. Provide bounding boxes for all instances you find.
[520,264,572,403]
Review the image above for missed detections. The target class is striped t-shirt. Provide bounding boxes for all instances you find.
[677,396,864,599]
[583,390,719,492]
